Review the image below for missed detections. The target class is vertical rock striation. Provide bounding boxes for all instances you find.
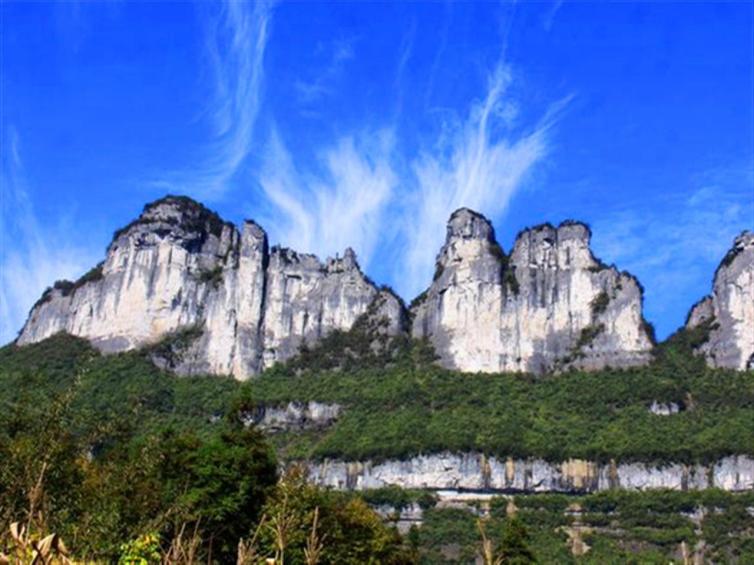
[18,198,670,377]
[17,196,405,379]
[305,453,754,493]
[686,231,754,370]
[410,209,654,373]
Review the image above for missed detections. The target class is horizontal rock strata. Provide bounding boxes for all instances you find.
[306,453,754,493]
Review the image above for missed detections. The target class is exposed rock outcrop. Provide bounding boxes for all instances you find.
[410,209,654,373]
[18,198,666,378]
[246,401,342,432]
[17,196,405,379]
[686,231,754,370]
[306,453,754,493]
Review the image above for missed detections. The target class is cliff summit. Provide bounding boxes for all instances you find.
[411,212,654,373]
[686,231,754,370]
[16,196,752,377]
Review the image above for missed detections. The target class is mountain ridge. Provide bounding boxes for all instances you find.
[15,194,754,377]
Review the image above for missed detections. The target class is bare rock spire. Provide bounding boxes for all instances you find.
[410,210,654,373]
[686,231,754,370]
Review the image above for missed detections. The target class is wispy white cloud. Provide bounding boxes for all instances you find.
[591,167,753,336]
[542,0,564,32]
[169,2,564,299]
[256,61,567,298]
[0,129,100,344]
[294,39,355,107]
[392,21,416,119]
[400,64,566,298]
[424,1,452,108]
[155,1,275,201]
[259,128,396,267]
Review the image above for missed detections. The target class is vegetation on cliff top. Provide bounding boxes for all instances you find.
[3,324,753,468]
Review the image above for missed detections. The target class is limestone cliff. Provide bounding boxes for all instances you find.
[17,196,404,379]
[306,453,754,493]
[18,198,665,378]
[410,209,654,373]
[686,231,754,370]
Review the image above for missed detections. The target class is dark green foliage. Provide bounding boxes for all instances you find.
[417,508,539,563]
[433,262,445,281]
[143,324,204,370]
[0,333,96,382]
[564,324,606,362]
[666,319,718,352]
[716,232,747,275]
[3,329,754,562]
[409,289,430,309]
[168,424,278,559]
[267,298,436,377]
[590,291,610,316]
[256,470,415,564]
[360,487,437,510]
[492,489,754,564]
[111,194,231,245]
[6,331,754,467]
[488,241,506,263]
[499,517,537,564]
[197,264,224,286]
[52,279,76,296]
[416,507,480,563]
[72,261,105,290]
[642,318,657,345]
[504,268,520,295]
[0,338,275,561]
[29,263,105,310]
[654,319,717,374]
[0,334,238,448]
[249,339,754,463]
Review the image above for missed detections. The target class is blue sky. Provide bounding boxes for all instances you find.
[1,1,752,344]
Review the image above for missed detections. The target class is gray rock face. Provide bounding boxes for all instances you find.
[373,503,424,534]
[246,401,342,432]
[306,453,754,493]
[410,209,654,373]
[17,196,404,379]
[18,198,661,378]
[686,231,754,370]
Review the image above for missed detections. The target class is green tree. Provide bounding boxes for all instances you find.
[498,517,536,564]
[254,468,414,564]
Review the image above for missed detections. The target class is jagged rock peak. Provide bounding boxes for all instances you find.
[429,208,504,287]
[510,220,601,271]
[716,230,754,278]
[446,208,496,242]
[17,194,407,379]
[515,219,592,240]
[142,194,217,219]
[327,247,359,273]
[111,195,234,247]
[686,230,754,370]
[411,209,653,374]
